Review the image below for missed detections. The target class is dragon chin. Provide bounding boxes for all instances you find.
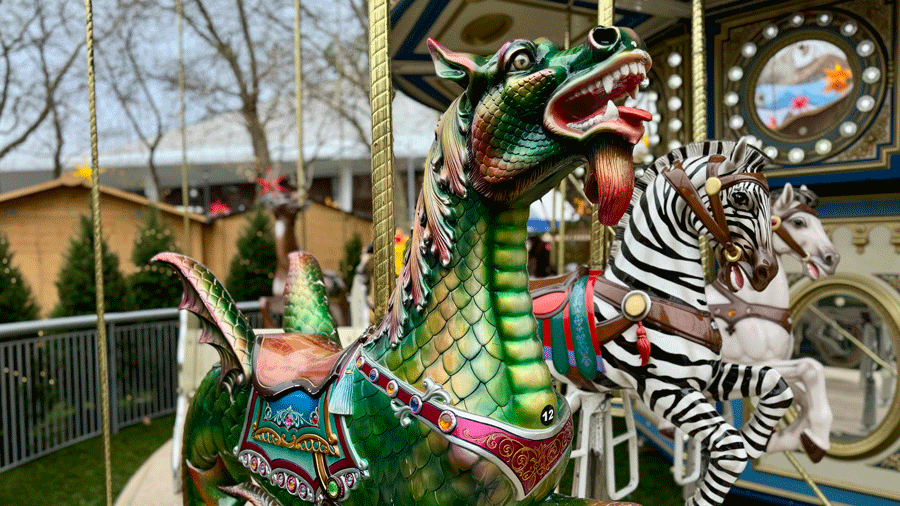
[584,136,638,225]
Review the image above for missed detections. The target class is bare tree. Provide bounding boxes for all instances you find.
[99,20,173,200]
[0,0,86,175]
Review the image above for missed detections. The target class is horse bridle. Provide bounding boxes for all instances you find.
[661,154,770,271]
[771,203,817,263]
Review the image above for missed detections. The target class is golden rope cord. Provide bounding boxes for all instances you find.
[294,0,306,250]
[82,1,112,504]
[177,0,190,249]
[369,0,396,319]
[691,0,705,143]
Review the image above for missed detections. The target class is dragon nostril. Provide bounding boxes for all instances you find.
[590,26,619,48]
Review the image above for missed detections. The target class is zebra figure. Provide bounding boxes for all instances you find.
[534,138,793,506]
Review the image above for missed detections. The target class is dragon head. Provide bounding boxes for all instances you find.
[428,26,651,223]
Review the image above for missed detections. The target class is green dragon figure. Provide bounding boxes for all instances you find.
[155,26,651,506]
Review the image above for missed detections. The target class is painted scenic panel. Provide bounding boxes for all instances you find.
[754,39,854,138]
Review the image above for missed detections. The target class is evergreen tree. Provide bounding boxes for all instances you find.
[0,233,40,323]
[225,208,277,302]
[339,233,363,289]
[52,215,134,317]
[128,209,182,309]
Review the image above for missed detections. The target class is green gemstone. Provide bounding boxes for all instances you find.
[327,478,339,498]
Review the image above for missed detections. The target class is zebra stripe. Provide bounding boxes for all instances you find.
[563,139,792,506]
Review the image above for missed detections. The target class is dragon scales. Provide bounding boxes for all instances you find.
[156,26,651,506]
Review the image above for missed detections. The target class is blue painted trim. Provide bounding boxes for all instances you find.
[390,0,416,27]
[393,0,454,61]
[768,154,900,187]
[397,74,454,109]
[815,199,900,218]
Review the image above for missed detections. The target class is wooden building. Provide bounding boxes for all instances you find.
[0,176,372,316]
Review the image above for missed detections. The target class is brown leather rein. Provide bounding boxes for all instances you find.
[708,202,818,332]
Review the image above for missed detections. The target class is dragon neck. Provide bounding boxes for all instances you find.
[370,198,556,430]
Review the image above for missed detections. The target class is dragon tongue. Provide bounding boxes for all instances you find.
[584,140,635,226]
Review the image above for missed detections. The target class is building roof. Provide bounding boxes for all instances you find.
[0,91,440,193]
[0,175,208,223]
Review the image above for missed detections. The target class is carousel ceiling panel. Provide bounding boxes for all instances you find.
[390,0,690,109]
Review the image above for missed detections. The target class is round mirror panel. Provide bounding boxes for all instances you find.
[753,39,854,140]
[792,274,900,459]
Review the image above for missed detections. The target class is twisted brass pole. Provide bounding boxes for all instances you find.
[83,1,112,504]
[369,0,395,319]
[590,0,615,270]
[177,0,190,249]
[691,0,706,143]
[557,3,573,275]
[294,0,307,250]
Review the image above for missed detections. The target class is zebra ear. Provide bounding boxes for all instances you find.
[729,136,749,167]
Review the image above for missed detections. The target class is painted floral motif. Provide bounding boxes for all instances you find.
[263,404,319,430]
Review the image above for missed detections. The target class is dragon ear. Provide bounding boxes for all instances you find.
[428,38,477,87]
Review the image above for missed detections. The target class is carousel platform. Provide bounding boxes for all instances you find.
[115,439,181,506]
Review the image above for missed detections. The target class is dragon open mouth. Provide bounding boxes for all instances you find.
[544,51,652,225]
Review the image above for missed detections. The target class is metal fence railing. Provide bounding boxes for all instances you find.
[0,301,261,473]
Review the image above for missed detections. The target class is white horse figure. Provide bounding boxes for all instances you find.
[706,182,840,462]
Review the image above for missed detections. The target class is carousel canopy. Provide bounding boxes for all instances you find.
[389,0,694,110]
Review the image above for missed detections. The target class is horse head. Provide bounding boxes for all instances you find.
[771,183,839,279]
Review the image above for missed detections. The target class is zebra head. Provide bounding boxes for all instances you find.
[665,137,777,292]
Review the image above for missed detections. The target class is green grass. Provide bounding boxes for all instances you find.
[0,414,175,505]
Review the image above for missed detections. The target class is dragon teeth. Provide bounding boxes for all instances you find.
[603,75,614,94]
[600,100,619,121]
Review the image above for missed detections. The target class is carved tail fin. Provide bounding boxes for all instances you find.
[283,251,339,344]
[152,252,253,391]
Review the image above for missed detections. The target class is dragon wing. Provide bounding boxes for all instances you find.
[152,252,253,390]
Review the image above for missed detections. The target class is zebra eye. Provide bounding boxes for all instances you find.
[730,190,751,210]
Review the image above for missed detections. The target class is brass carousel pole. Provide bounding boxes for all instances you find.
[691,0,706,144]
[688,3,831,503]
[83,1,112,504]
[294,0,307,250]
[177,0,191,250]
[557,2,573,275]
[369,0,396,319]
[590,0,615,271]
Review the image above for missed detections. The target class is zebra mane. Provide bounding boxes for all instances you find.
[376,97,470,344]
[610,140,770,258]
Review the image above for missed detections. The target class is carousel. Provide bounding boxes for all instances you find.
[388,1,900,504]
[71,0,899,505]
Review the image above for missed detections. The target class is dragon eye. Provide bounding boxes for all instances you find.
[509,50,534,71]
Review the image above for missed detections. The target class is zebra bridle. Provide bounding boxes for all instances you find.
[661,154,772,292]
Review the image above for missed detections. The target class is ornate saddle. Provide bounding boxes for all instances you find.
[239,334,366,505]
[252,332,360,397]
